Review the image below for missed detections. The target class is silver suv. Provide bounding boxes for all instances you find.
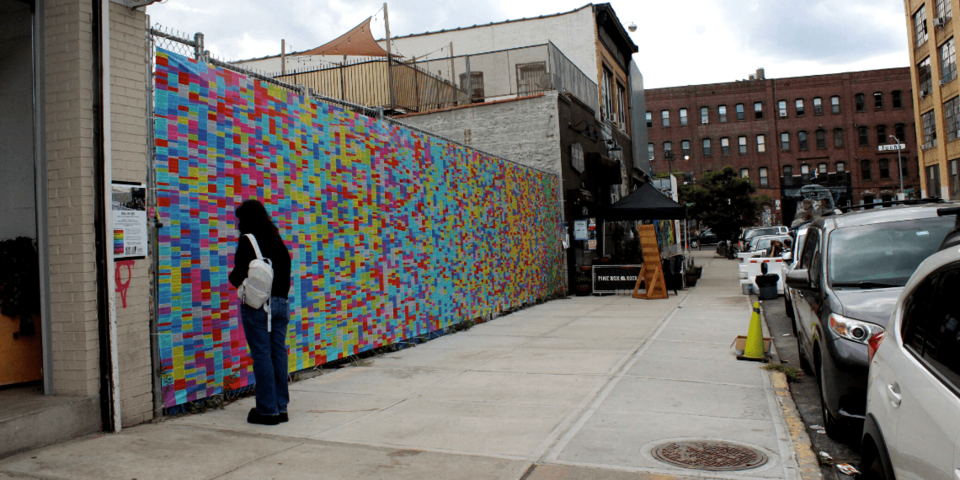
[861,219,960,480]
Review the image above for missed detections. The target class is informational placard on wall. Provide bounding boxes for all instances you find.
[573,220,588,240]
[111,183,147,259]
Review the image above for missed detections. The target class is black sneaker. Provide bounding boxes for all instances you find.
[247,408,280,426]
[279,412,288,423]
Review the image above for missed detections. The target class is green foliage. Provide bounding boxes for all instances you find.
[679,167,758,241]
[0,237,40,336]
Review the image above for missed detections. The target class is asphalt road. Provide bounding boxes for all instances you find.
[761,295,861,479]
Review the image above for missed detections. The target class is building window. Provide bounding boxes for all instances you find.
[798,130,809,150]
[874,92,884,110]
[736,103,745,121]
[922,109,938,148]
[859,126,869,146]
[895,123,906,142]
[893,90,903,109]
[719,105,728,123]
[601,66,615,123]
[919,57,933,96]
[738,135,747,154]
[661,109,670,127]
[816,129,826,149]
[942,37,958,84]
[813,97,823,115]
[648,143,655,161]
[702,138,712,156]
[757,134,766,153]
[646,111,652,128]
[862,159,872,180]
[778,100,787,118]
[880,159,891,179]
[903,159,910,179]
[801,164,810,176]
[834,128,844,148]
[759,167,769,187]
[837,161,846,173]
[819,163,828,174]
[928,165,942,197]
[783,165,793,177]
[754,101,763,119]
[796,99,805,116]
[915,4,929,48]
[877,124,887,144]
[950,159,959,198]
[679,108,688,126]
[946,96,960,141]
[855,93,865,112]
[721,137,730,156]
[831,95,841,114]
[937,0,953,22]
[681,140,691,156]
[700,106,709,124]
[517,61,547,94]
[781,132,790,151]
[663,141,672,155]
[740,168,749,178]
[616,82,629,131]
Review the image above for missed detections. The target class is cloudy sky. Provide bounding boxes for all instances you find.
[146,0,911,89]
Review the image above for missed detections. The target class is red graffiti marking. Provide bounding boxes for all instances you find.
[115,260,135,308]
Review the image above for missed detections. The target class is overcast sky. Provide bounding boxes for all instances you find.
[146,0,910,89]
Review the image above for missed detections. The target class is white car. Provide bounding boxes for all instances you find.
[861,242,960,480]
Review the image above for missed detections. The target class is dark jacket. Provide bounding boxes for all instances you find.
[229,233,291,298]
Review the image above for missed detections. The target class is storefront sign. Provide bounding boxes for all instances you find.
[877,144,906,152]
[592,265,643,293]
[112,183,148,259]
[573,220,588,240]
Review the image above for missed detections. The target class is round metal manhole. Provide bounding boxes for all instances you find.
[652,440,768,471]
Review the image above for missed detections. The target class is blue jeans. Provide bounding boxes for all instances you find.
[240,297,290,416]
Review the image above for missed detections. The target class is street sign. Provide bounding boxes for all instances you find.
[878,144,906,152]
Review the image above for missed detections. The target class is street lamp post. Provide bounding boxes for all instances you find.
[889,135,905,199]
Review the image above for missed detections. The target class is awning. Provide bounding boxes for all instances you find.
[586,152,622,185]
[601,182,686,220]
[300,17,391,57]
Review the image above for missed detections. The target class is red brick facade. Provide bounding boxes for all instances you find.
[645,67,917,224]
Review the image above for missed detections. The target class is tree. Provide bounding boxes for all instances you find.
[679,167,758,242]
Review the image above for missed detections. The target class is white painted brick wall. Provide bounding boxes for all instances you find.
[399,91,562,175]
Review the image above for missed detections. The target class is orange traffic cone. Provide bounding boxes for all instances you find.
[737,302,767,362]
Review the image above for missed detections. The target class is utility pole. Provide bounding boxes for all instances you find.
[889,135,905,199]
[281,39,286,75]
[383,2,395,109]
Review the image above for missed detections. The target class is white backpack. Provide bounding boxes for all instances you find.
[239,234,275,330]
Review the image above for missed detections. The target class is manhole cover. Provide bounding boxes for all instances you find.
[652,440,768,471]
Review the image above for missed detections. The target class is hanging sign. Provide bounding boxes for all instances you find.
[111,182,148,259]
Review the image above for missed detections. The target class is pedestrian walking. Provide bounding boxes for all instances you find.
[229,200,292,426]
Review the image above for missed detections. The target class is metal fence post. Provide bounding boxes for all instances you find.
[193,32,204,60]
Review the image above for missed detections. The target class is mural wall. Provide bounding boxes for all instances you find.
[153,50,564,408]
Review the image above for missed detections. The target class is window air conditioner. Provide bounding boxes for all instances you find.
[935,17,946,27]
[920,89,929,98]
[779,112,787,118]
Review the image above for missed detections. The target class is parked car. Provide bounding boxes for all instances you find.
[740,226,788,250]
[861,230,960,480]
[785,202,956,438]
[747,234,792,254]
[697,228,719,245]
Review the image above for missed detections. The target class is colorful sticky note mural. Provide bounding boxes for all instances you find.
[153,50,564,408]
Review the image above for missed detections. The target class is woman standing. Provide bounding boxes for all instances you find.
[229,200,292,426]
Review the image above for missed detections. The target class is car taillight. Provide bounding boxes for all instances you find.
[867,330,886,364]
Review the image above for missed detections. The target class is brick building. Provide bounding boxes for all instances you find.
[903,0,960,200]
[645,67,918,225]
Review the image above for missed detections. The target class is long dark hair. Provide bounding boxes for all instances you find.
[235,199,283,248]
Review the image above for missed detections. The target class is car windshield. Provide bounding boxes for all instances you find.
[828,216,954,288]
[745,228,779,240]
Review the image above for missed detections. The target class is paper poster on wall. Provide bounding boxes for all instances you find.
[573,220,588,240]
[111,183,147,259]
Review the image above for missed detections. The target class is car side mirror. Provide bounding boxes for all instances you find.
[785,269,811,289]
[782,252,793,263]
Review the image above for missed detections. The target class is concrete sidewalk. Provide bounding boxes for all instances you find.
[0,251,817,480]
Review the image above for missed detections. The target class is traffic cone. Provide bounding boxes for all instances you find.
[737,301,767,362]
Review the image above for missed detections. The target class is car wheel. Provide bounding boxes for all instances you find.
[817,354,842,440]
[862,451,894,480]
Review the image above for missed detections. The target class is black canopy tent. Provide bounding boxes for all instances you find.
[601,182,686,220]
